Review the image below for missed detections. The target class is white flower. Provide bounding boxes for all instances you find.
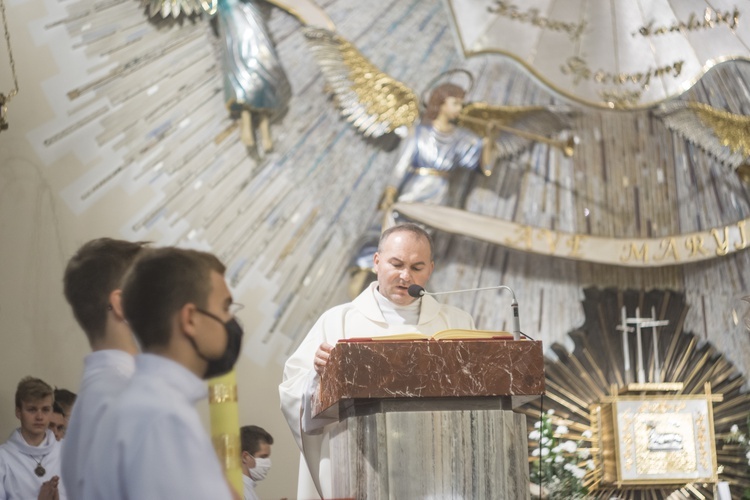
[740,435,747,444]
[554,455,564,463]
[534,421,542,429]
[555,425,569,435]
[586,459,595,470]
[529,430,541,441]
[731,424,739,433]
[564,463,586,479]
[578,448,591,459]
[746,450,750,459]
[544,457,553,463]
[547,409,556,415]
[531,448,540,457]
[582,430,593,439]
[560,440,578,454]
[540,447,550,457]
[551,446,561,454]
[540,437,550,445]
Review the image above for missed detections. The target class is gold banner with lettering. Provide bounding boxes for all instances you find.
[393,202,749,267]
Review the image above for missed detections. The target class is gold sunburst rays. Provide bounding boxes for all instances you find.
[524,287,750,499]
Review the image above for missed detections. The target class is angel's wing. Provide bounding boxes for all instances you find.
[141,0,207,18]
[302,27,419,138]
[654,101,750,169]
[459,103,576,159]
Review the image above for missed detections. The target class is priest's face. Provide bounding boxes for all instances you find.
[373,231,434,306]
[15,396,53,443]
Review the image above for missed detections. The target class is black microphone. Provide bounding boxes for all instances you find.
[407,284,525,341]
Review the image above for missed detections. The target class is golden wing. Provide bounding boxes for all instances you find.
[654,101,750,169]
[303,27,419,138]
[459,103,576,159]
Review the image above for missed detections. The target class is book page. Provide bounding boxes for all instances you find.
[432,329,513,340]
[344,329,513,342]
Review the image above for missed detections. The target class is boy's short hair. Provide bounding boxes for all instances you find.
[240,425,274,456]
[54,388,77,416]
[15,376,53,408]
[121,247,226,350]
[63,238,147,342]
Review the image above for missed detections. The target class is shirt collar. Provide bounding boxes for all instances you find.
[7,429,57,456]
[134,353,207,405]
[84,349,136,378]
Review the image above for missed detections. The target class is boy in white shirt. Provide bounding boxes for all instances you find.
[60,238,146,498]
[0,377,66,500]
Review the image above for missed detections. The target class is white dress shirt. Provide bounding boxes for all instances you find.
[61,349,135,498]
[82,353,233,500]
[242,474,259,500]
[0,429,67,500]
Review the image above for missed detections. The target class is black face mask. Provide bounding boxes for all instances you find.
[192,310,244,379]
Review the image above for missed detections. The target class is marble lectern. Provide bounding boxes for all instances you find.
[312,339,544,499]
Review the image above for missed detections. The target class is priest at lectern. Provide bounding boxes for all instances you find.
[279,223,476,499]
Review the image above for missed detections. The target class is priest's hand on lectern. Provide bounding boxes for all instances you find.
[314,342,334,375]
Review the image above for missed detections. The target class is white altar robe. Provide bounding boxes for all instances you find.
[61,349,135,498]
[81,354,233,500]
[0,429,66,500]
[279,282,475,499]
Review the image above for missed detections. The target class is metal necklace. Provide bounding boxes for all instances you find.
[0,0,19,131]
[31,455,46,477]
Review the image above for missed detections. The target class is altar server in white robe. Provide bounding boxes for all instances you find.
[0,377,66,500]
[279,223,475,499]
[60,238,146,498]
[82,247,243,500]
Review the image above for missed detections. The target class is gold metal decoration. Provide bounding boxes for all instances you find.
[598,385,720,486]
[458,103,576,158]
[0,0,19,131]
[655,101,750,171]
[444,0,749,109]
[519,288,750,499]
[302,27,419,138]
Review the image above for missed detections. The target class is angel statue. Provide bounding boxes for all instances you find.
[304,62,576,295]
[302,27,577,296]
[142,0,311,152]
[379,77,490,227]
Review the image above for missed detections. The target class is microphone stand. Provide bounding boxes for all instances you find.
[412,285,523,340]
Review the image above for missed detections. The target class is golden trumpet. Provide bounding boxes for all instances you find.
[459,115,576,157]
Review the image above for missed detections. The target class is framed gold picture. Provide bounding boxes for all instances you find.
[611,396,718,485]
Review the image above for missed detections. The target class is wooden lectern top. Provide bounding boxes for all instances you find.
[312,339,545,418]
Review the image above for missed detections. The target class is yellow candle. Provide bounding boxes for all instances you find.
[208,370,242,495]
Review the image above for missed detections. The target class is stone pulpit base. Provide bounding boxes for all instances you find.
[329,398,529,499]
[314,340,544,499]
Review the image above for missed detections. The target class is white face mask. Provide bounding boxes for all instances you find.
[249,457,271,481]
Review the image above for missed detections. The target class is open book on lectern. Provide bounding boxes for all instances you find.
[343,329,515,342]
